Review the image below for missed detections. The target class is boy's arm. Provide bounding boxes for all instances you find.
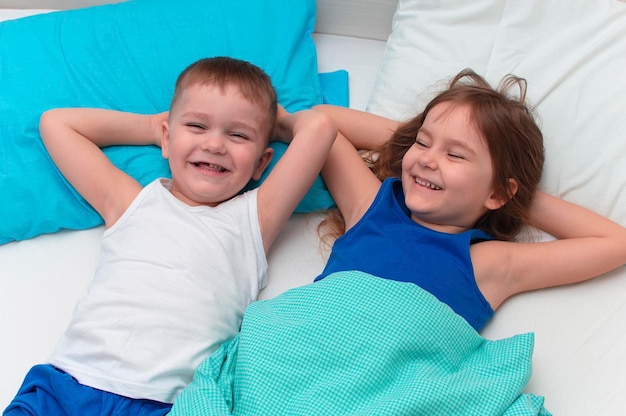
[256,109,337,254]
[39,108,167,227]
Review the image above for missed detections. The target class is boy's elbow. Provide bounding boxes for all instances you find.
[39,109,73,147]
[39,109,57,138]
[316,112,338,143]
[39,109,51,126]
[312,103,330,112]
[39,109,64,132]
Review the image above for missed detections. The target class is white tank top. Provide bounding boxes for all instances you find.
[49,179,267,403]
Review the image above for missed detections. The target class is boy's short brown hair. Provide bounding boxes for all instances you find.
[171,57,278,141]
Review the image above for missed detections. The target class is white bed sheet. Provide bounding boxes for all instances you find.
[1,8,626,416]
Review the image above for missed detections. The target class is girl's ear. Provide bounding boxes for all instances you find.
[251,147,274,181]
[161,122,170,159]
[485,178,518,210]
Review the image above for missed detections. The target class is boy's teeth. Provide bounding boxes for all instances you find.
[195,162,225,172]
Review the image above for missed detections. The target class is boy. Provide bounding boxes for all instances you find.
[4,57,336,416]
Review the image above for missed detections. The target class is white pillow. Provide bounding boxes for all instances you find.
[367,0,626,227]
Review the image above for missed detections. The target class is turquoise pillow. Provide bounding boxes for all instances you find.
[0,0,335,244]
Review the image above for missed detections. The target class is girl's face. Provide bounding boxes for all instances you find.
[162,83,273,207]
[401,102,503,234]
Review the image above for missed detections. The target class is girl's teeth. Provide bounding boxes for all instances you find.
[415,177,440,190]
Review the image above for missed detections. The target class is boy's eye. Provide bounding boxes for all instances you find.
[229,132,249,140]
[186,123,206,130]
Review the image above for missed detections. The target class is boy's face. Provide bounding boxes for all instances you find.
[161,83,273,207]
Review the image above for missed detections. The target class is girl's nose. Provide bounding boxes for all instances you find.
[417,148,437,170]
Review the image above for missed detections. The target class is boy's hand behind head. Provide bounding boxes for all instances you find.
[150,111,169,148]
[273,105,294,144]
[276,104,288,119]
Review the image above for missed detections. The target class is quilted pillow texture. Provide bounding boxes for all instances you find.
[0,0,333,244]
[367,0,626,234]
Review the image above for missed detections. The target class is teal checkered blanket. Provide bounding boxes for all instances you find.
[169,271,551,415]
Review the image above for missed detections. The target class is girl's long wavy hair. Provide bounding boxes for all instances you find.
[320,69,544,243]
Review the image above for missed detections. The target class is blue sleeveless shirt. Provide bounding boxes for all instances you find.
[315,178,494,331]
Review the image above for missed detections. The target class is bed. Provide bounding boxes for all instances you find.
[1,1,625,414]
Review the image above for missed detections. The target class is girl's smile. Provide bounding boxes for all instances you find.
[412,175,442,191]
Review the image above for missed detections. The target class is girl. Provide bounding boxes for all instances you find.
[314,69,626,331]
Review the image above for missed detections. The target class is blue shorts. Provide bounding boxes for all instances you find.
[3,364,172,416]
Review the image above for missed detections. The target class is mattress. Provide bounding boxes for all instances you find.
[2,4,626,415]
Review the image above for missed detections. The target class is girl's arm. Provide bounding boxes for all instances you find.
[256,109,337,253]
[39,109,167,228]
[523,191,626,285]
[313,105,399,230]
[476,191,626,309]
[313,104,399,151]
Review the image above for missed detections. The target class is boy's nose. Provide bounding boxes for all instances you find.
[203,132,226,154]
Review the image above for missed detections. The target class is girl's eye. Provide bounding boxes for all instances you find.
[448,152,466,160]
[415,139,428,148]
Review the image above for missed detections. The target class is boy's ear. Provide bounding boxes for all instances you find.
[251,147,274,181]
[161,122,170,159]
[485,178,518,210]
